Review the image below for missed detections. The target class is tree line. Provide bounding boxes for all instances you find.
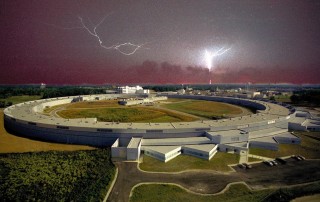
[0,86,108,99]
[290,90,320,105]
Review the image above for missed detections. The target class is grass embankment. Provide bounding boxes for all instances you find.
[274,95,291,103]
[248,157,261,162]
[57,100,198,123]
[130,181,320,202]
[162,100,250,119]
[0,95,42,105]
[249,131,320,159]
[0,149,115,201]
[0,110,94,153]
[139,152,239,172]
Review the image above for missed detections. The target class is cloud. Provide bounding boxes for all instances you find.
[1,56,319,84]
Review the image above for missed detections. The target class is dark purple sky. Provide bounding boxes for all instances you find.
[1,0,320,84]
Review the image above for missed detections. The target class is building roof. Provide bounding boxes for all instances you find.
[250,136,277,144]
[273,132,299,139]
[141,137,211,146]
[207,129,244,137]
[143,146,181,154]
[127,138,142,148]
[303,119,320,127]
[248,127,288,139]
[183,144,216,152]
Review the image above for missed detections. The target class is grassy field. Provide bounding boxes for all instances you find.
[0,110,94,153]
[248,157,261,162]
[139,152,239,172]
[0,95,42,105]
[55,98,250,122]
[0,149,115,201]
[162,99,250,119]
[66,100,121,109]
[274,95,291,103]
[58,107,198,122]
[249,131,320,159]
[130,181,320,202]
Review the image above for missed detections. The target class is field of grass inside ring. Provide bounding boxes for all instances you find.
[55,98,251,123]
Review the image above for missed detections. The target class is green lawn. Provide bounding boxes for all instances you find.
[274,95,292,103]
[162,100,247,119]
[130,181,320,202]
[0,95,42,105]
[0,149,115,201]
[249,131,320,159]
[248,157,261,162]
[58,106,198,123]
[139,152,239,172]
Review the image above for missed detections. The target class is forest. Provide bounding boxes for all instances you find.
[0,149,115,201]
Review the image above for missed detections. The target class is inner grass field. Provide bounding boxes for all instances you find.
[161,99,251,119]
[55,98,251,122]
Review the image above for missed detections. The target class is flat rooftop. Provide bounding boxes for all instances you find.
[127,138,142,148]
[142,137,211,146]
[207,129,245,137]
[183,144,216,152]
[142,146,181,154]
[250,136,278,144]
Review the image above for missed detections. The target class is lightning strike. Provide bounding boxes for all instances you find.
[204,47,231,71]
[43,14,145,56]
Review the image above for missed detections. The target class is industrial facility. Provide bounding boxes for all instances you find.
[4,94,308,162]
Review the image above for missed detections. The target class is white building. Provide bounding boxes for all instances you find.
[117,86,149,94]
[143,146,181,162]
[111,137,142,161]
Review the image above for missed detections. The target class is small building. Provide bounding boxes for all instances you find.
[273,132,301,144]
[72,96,84,102]
[249,136,279,151]
[143,146,181,162]
[182,144,217,160]
[127,138,142,161]
[218,142,249,154]
[111,137,142,161]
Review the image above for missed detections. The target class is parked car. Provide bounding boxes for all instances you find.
[297,155,306,160]
[238,164,246,169]
[276,157,287,164]
[263,161,273,166]
[291,155,302,161]
[243,163,252,169]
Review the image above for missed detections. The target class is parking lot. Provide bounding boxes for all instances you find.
[233,158,320,188]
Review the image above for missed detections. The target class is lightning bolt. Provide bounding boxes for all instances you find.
[205,47,231,71]
[42,14,146,56]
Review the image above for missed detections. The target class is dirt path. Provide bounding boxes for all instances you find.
[107,159,320,202]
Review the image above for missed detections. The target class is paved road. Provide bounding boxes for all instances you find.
[107,159,320,202]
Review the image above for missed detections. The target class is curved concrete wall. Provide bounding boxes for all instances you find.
[3,94,290,147]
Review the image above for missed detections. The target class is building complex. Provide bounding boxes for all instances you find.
[4,94,312,162]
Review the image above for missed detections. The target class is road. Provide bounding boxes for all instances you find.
[107,159,320,202]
